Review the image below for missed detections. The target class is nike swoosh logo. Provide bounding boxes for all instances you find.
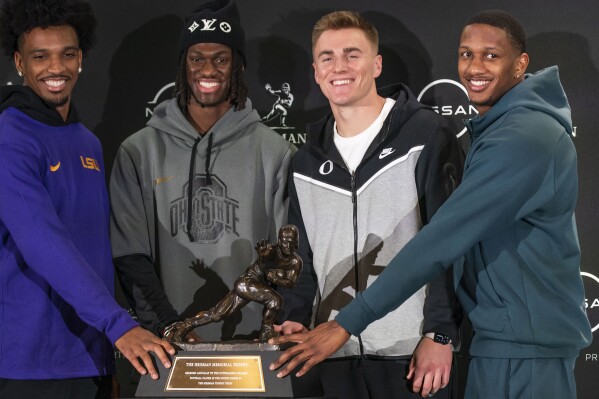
[154,176,175,185]
[379,149,395,159]
[50,162,61,172]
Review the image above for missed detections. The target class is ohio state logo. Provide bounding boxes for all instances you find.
[169,175,240,243]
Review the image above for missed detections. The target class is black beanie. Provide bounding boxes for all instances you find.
[179,0,246,65]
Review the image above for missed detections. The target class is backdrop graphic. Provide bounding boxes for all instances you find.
[1,1,597,397]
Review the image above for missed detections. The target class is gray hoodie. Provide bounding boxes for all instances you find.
[110,97,295,340]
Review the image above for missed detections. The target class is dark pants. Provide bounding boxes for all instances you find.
[318,357,453,399]
[465,357,577,399]
[0,376,112,399]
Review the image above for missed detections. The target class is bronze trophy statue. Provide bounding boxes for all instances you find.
[135,225,312,397]
[163,224,303,343]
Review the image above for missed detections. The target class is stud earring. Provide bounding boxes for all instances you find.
[17,70,23,77]
[78,66,82,73]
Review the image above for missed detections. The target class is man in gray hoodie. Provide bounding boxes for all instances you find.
[109,0,295,343]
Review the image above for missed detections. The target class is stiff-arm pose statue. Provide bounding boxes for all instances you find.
[164,225,302,342]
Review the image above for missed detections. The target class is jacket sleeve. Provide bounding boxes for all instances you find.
[276,162,319,327]
[113,254,179,336]
[336,111,565,335]
[109,145,179,336]
[414,116,464,343]
[0,142,137,344]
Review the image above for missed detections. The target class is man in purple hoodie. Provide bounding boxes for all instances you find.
[0,1,174,398]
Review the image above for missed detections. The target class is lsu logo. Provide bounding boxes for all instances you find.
[80,156,101,172]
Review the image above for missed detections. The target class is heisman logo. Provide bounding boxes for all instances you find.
[260,81,306,145]
[582,272,599,333]
[417,79,478,138]
[262,82,294,128]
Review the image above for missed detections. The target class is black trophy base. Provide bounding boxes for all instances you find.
[135,341,323,398]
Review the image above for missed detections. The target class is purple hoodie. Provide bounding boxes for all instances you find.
[0,86,137,379]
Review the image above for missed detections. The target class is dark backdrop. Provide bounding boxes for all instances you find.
[2,1,597,397]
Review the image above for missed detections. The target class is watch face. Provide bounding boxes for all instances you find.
[434,333,451,345]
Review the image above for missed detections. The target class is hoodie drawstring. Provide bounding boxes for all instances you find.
[205,133,213,186]
[186,133,214,242]
[187,136,201,242]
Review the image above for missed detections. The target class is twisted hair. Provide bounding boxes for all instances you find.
[0,0,97,57]
[175,48,247,116]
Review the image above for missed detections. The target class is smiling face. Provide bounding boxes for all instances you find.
[14,25,82,120]
[458,23,529,116]
[312,28,382,110]
[186,42,233,114]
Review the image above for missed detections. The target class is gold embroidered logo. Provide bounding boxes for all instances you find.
[50,162,61,172]
[80,156,101,171]
[154,176,175,186]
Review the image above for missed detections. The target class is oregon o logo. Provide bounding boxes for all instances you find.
[319,160,333,175]
[582,271,599,332]
[417,79,478,138]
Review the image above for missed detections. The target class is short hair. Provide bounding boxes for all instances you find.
[0,0,97,57]
[312,11,379,53]
[465,10,526,53]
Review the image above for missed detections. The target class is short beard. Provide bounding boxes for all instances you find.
[42,95,69,110]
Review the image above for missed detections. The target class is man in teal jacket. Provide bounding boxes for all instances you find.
[270,10,592,399]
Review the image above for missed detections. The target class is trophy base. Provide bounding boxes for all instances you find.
[135,341,323,398]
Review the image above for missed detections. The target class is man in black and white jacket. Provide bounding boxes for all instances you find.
[274,10,463,399]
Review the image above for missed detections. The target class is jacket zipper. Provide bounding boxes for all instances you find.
[351,171,366,365]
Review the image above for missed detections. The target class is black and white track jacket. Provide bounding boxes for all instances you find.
[279,84,464,358]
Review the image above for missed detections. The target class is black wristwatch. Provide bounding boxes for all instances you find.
[424,332,452,345]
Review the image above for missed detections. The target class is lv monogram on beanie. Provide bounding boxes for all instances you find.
[179,0,246,65]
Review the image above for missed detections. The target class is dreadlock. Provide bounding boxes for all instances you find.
[175,48,247,116]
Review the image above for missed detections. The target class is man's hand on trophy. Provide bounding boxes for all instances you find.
[115,326,175,380]
[274,320,308,335]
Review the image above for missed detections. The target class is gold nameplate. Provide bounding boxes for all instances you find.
[165,355,265,392]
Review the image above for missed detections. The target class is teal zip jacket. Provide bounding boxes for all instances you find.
[336,66,592,359]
